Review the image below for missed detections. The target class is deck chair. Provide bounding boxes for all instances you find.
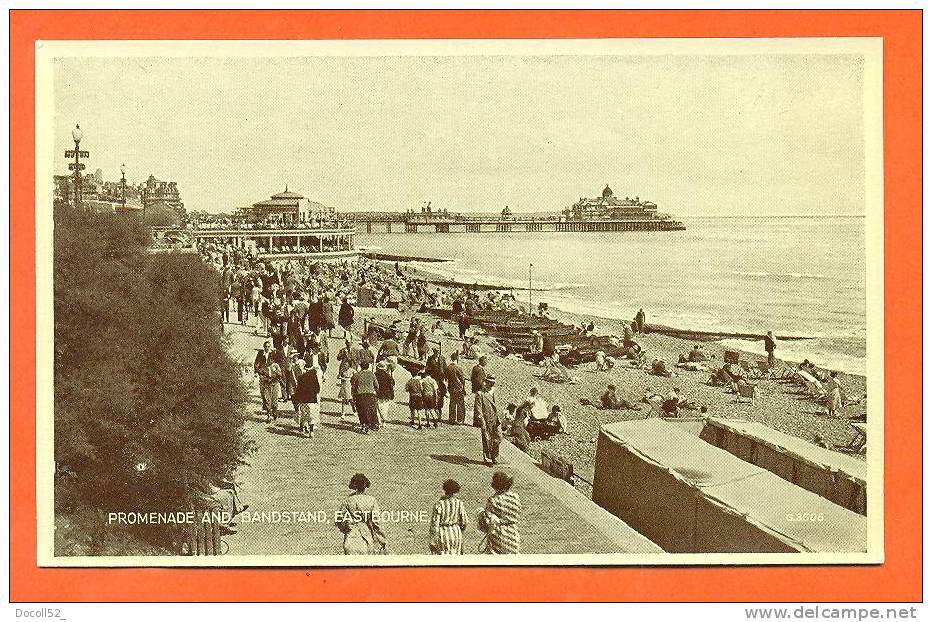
[808,378,827,400]
[739,360,763,379]
[845,422,867,454]
[797,370,825,398]
[755,360,774,379]
[735,382,758,403]
[646,395,665,418]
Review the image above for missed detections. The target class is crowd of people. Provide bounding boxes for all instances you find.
[185,212,352,231]
[189,237,539,555]
[193,229,859,556]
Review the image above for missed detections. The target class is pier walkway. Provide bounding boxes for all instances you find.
[222,320,659,557]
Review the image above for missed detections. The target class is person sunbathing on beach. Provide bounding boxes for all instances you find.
[525,404,568,438]
[549,405,569,434]
[661,388,682,416]
[614,328,643,361]
[593,350,615,371]
[524,386,550,421]
[687,345,709,362]
[650,359,673,377]
[503,403,532,453]
[542,351,574,383]
[659,388,704,417]
[798,359,829,382]
[677,347,711,369]
[710,362,744,389]
[598,384,639,410]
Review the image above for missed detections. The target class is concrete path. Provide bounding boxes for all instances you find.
[222,320,658,557]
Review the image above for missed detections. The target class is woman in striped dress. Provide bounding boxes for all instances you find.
[478,472,522,554]
[429,479,469,555]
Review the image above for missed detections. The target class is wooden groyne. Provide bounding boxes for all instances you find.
[362,251,452,263]
[410,276,553,292]
[645,324,813,342]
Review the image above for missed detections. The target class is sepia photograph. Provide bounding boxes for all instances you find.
[35,37,883,567]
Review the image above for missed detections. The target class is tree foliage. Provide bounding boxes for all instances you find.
[53,206,249,549]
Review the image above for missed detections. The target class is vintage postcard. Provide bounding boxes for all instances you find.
[35,37,883,568]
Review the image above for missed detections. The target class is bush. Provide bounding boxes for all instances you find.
[53,206,249,553]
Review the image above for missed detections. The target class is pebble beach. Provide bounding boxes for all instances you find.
[355,296,868,496]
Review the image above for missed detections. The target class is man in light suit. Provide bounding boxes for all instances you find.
[474,377,502,466]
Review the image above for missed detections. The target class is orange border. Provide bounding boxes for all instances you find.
[10,10,921,602]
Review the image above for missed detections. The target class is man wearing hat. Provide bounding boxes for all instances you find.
[470,354,488,391]
[470,355,489,426]
[445,351,467,425]
[474,376,502,466]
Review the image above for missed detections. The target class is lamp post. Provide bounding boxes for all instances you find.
[120,163,127,211]
[528,263,533,315]
[65,124,89,211]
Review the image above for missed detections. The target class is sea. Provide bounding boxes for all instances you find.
[357,216,867,376]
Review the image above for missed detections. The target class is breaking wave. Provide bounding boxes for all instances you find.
[730,270,829,280]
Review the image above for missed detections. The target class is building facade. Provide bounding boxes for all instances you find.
[54,169,182,217]
[140,174,183,212]
[563,184,661,221]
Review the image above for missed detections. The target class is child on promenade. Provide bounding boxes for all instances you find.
[406,372,424,429]
[420,369,439,428]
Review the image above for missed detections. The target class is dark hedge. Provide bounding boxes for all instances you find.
[53,206,250,550]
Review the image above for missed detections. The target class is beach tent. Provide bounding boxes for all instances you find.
[697,417,867,515]
[592,419,867,553]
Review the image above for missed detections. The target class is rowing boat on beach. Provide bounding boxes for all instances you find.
[425,307,627,365]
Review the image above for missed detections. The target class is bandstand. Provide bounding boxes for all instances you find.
[189,225,359,262]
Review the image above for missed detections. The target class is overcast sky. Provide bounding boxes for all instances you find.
[53,53,866,215]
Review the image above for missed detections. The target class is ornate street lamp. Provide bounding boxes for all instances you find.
[120,163,127,211]
[65,124,89,211]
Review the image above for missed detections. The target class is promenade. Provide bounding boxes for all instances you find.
[222,319,659,557]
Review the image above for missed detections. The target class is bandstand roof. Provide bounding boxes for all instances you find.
[271,190,304,200]
[252,186,305,210]
[253,197,301,209]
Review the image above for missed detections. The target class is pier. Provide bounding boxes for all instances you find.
[349,216,685,234]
